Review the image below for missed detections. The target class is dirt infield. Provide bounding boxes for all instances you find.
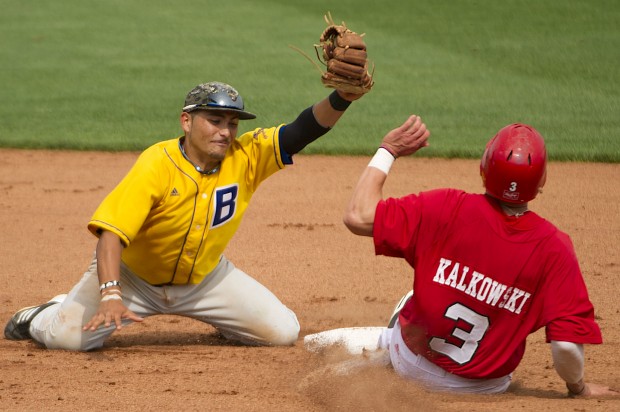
[1,149,619,411]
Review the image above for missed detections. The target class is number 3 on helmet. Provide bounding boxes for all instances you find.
[480,123,547,204]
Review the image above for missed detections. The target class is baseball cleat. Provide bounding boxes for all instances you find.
[4,294,66,340]
[387,290,413,328]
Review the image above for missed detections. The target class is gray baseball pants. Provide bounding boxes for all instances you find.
[29,254,300,351]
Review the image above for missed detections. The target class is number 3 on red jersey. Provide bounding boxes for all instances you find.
[429,303,490,365]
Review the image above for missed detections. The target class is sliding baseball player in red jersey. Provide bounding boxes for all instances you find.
[343,116,617,397]
[4,81,366,350]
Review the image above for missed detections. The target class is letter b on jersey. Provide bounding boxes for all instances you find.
[212,184,238,228]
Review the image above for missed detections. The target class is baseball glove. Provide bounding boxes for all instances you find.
[289,13,374,95]
[316,13,374,94]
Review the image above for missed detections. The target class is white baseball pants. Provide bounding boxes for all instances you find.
[378,321,512,394]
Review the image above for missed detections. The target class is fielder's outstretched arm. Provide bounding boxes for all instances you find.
[280,90,362,156]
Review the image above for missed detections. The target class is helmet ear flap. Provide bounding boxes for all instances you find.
[480,124,547,204]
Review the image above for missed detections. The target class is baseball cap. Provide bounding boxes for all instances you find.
[182,82,256,120]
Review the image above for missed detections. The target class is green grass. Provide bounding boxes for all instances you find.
[1,0,618,161]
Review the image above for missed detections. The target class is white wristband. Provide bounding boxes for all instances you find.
[368,147,395,175]
[101,294,123,302]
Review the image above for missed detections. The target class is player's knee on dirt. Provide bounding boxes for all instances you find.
[44,331,86,351]
[219,310,300,346]
[263,307,300,346]
[38,318,89,351]
[268,318,300,346]
[45,324,114,351]
[35,301,107,351]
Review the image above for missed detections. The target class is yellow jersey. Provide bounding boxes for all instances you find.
[88,126,286,285]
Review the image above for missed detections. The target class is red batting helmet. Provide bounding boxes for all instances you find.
[480,123,547,204]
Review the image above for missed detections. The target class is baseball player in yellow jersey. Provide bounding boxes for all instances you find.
[5,81,365,350]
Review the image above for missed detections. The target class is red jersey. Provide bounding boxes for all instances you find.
[373,189,602,379]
